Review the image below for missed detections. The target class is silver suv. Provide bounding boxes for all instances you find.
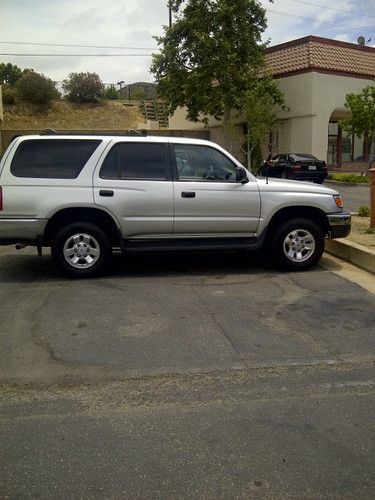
[0,134,351,277]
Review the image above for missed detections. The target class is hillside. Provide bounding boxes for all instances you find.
[2,100,145,131]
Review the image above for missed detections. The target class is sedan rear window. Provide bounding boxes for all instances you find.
[290,154,318,161]
[11,139,102,178]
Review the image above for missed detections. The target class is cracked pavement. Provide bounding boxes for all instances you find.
[0,246,374,498]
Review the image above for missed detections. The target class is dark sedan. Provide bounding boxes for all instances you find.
[259,153,328,183]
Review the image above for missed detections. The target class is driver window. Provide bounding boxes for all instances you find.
[174,144,238,182]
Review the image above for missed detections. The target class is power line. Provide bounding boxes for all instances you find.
[0,40,156,50]
[0,53,153,57]
[267,8,374,31]
[288,0,375,19]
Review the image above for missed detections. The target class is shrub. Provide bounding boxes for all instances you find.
[105,86,118,100]
[131,88,146,100]
[2,84,17,105]
[358,205,370,217]
[63,72,105,103]
[328,173,370,184]
[17,71,60,104]
[0,62,24,85]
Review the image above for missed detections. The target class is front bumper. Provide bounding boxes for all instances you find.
[0,218,48,245]
[327,212,351,239]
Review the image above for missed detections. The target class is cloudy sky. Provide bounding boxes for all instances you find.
[0,0,374,85]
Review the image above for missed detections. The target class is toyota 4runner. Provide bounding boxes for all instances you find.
[0,134,351,277]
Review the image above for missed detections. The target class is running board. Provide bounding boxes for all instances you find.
[124,237,260,253]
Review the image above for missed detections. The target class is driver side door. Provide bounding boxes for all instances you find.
[172,143,261,236]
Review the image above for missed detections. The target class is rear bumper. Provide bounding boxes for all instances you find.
[291,171,328,181]
[327,212,351,239]
[0,218,48,245]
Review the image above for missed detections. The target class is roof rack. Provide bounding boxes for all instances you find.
[39,129,147,137]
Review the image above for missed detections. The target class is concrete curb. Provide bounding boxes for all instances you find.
[325,239,375,274]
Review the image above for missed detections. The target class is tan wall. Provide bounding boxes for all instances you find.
[169,106,222,130]
[209,125,246,164]
[273,72,373,161]
[311,73,372,162]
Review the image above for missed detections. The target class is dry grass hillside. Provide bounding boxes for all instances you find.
[2,100,145,131]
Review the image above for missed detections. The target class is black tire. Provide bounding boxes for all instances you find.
[271,218,324,271]
[51,222,111,278]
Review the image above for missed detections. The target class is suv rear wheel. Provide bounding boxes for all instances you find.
[271,218,324,270]
[51,223,110,277]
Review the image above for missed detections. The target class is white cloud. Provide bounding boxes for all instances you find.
[0,0,373,83]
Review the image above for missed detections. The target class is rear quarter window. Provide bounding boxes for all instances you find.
[10,139,102,178]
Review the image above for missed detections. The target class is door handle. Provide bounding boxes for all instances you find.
[99,190,114,197]
[181,191,196,198]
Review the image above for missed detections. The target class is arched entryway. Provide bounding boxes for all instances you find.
[328,107,366,168]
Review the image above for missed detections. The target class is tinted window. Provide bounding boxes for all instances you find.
[174,144,237,182]
[100,143,167,180]
[291,154,318,161]
[11,139,101,178]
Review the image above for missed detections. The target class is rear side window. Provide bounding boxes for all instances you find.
[11,139,102,179]
[100,142,167,180]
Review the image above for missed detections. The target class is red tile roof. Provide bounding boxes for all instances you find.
[265,36,375,79]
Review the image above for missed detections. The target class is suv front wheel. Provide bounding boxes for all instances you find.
[51,223,111,278]
[271,218,324,270]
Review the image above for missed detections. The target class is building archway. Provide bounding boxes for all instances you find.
[327,107,366,168]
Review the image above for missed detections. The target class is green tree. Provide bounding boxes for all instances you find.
[105,86,119,100]
[151,0,267,126]
[17,71,60,105]
[63,72,105,103]
[239,75,285,171]
[0,63,25,85]
[340,85,375,173]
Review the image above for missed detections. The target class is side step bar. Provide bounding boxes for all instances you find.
[123,237,260,253]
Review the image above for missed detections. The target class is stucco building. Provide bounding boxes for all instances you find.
[169,35,375,167]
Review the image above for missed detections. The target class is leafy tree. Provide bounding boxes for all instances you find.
[105,86,118,100]
[239,75,285,171]
[340,85,375,172]
[17,71,60,105]
[151,0,267,125]
[63,72,105,103]
[0,63,25,85]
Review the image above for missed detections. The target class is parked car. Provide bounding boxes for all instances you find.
[259,153,328,184]
[0,134,350,277]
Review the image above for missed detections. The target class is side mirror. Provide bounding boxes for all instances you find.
[236,167,249,184]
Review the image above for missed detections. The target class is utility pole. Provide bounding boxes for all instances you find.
[169,5,172,27]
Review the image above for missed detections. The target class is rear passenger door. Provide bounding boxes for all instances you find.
[93,141,174,238]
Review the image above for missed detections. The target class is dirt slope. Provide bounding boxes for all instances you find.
[2,100,145,130]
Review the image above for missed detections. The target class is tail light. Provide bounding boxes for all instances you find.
[293,163,301,171]
[0,187,2,211]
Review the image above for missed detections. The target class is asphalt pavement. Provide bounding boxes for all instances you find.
[1,246,374,498]
[325,180,370,213]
